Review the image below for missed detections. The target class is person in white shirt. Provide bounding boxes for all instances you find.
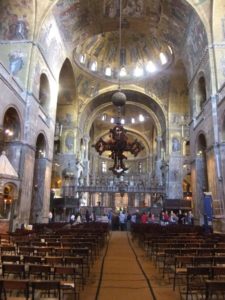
[119,211,126,231]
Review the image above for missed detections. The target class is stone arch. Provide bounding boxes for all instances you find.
[1,107,22,171]
[54,58,76,155]
[80,90,166,137]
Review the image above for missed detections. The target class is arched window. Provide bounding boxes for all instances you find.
[36,133,46,158]
[196,76,207,114]
[184,140,190,156]
[3,107,21,142]
[0,184,16,220]
[39,74,50,112]
[198,77,207,110]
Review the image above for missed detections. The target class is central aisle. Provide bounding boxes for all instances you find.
[80,231,181,300]
[97,231,155,300]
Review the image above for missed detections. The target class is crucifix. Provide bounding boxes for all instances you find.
[92,124,144,177]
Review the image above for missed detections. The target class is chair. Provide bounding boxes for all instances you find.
[213,256,225,266]
[54,248,72,257]
[2,264,26,279]
[193,256,214,267]
[31,280,61,300]
[28,265,51,280]
[0,279,29,300]
[23,256,42,265]
[54,266,79,299]
[1,255,21,264]
[205,280,225,300]
[34,247,52,257]
[44,257,63,266]
[212,266,225,280]
[18,247,35,256]
[186,266,212,300]
[162,248,180,278]
[173,256,193,291]
[72,248,90,274]
[64,257,85,286]
[1,246,16,255]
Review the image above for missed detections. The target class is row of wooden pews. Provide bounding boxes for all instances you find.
[0,222,109,299]
[131,223,225,299]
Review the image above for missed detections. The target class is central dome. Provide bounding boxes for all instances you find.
[73,31,173,83]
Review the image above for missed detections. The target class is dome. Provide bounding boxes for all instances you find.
[73,31,173,83]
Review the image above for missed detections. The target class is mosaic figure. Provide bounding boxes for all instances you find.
[9,52,24,76]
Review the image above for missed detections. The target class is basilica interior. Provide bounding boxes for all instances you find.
[0,0,225,234]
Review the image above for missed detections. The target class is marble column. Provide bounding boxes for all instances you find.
[155,136,163,186]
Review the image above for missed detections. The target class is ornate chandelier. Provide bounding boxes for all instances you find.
[92,122,143,177]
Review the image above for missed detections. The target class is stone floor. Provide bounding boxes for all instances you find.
[80,231,181,300]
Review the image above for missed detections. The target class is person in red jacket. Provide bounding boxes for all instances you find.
[141,212,148,224]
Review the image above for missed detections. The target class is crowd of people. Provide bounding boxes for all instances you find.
[108,209,194,231]
[48,208,194,231]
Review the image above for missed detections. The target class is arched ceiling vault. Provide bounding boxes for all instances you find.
[79,90,165,136]
[48,0,210,79]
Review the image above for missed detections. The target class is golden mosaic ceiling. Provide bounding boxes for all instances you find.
[73,31,173,83]
[53,0,193,82]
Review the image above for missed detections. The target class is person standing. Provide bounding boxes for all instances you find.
[126,212,131,231]
[119,210,126,231]
[48,211,53,223]
[70,213,75,224]
[141,212,148,224]
[85,209,90,223]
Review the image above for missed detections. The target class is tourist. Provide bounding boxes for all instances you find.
[75,212,82,224]
[163,210,170,224]
[48,211,53,223]
[119,210,126,231]
[126,212,131,231]
[112,213,120,230]
[141,212,148,224]
[178,210,184,224]
[85,209,90,223]
[188,211,194,225]
[170,210,178,224]
[135,209,141,224]
[70,213,75,224]
[131,213,136,224]
[149,213,155,223]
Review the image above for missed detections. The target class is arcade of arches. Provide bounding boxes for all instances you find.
[0,0,225,233]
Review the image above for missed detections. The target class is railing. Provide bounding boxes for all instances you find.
[66,185,165,194]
